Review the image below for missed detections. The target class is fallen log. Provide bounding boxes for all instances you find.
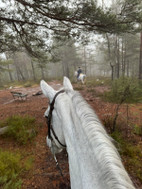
[32,91,42,96]
[0,126,9,135]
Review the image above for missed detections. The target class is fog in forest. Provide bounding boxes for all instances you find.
[0,0,141,86]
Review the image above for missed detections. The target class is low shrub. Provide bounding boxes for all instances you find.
[0,149,22,189]
[23,82,32,87]
[104,77,142,103]
[133,124,142,136]
[111,131,142,181]
[0,115,37,144]
[74,86,84,91]
[0,149,34,189]
[86,77,111,87]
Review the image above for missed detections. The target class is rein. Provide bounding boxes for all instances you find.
[45,89,66,148]
[45,90,67,177]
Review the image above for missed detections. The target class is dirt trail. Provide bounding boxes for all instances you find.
[0,82,142,189]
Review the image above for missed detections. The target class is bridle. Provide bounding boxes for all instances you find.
[45,89,66,148]
[45,89,67,177]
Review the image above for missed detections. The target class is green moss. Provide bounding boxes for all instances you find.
[0,115,37,144]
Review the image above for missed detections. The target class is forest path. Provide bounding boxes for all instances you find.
[0,81,141,188]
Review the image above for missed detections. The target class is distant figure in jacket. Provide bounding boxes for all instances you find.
[77,67,82,79]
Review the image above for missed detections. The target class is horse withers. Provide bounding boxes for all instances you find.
[40,77,135,189]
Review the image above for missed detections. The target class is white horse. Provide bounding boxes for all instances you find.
[40,77,135,189]
[74,71,86,84]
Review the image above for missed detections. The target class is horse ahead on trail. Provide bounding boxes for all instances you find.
[74,71,86,84]
[40,77,135,189]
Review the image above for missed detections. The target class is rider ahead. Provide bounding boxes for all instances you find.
[77,67,82,79]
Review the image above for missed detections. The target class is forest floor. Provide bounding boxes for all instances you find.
[0,80,142,189]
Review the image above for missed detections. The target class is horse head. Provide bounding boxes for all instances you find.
[40,77,73,155]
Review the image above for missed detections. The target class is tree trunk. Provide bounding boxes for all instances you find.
[62,61,65,76]
[124,37,127,77]
[40,65,45,79]
[84,47,87,74]
[106,34,114,80]
[0,74,2,86]
[7,64,13,82]
[139,32,142,79]
[63,60,70,78]
[116,37,120,78]
[5,53,13,82]
[122,38,124,76]
[66,63,70,78]
[110,64,114,81]
[31,60,36,81]
[17,66,25,80]
[127,60,129,77]
[122,36,126,77]
[62,52,70,78]
[15,64,21,81]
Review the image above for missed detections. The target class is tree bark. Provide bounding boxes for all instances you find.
[106,34,114,80]
[17,66,25,80]
[8,65,13,82]
[40,65,45,79]
[122,36,126,77]
[139,32,142,79]
[84,47,87,74]
[5,53,13,82]
[122,38,124,76]
[127,60,129,77]
[116,37,120,78]
[31,60,36,81]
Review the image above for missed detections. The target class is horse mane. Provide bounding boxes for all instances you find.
[70,91,134,189]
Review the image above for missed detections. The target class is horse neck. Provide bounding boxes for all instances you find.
[57,92,135,189]
[59,102,99,189]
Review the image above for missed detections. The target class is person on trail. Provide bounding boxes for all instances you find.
[77,67,82,79]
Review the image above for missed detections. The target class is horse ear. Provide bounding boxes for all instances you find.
[63,77,74,91]
[40,80,56,102]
